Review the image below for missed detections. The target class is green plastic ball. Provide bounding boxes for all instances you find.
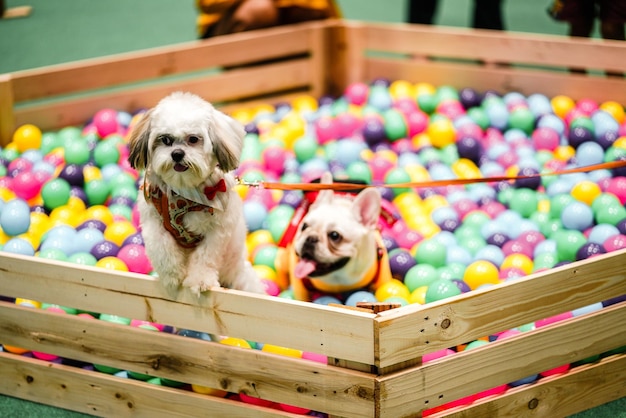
[384,168,412,196]
[93,140,120,167]
[508,107,535,135]
[414,239,447,268]
[554,229,586,262]
[253,245,279,270]
[85,179,111,206]
[425,278,462,303]
[68,252,98,266]
[404,264,439,292]
[41,178,71,210]
[417,93,438,114]
[64,139,90,165]
[550,193,575,220]
[509,188,539,218]
[594,203,626,226]
[40,132,62,155]
[346,161,372,184]
[467,107,490,130]
[293,136,319,163]
[383,109,408,141]
[263,205,295,243]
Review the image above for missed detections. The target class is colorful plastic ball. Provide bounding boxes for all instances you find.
[90,240,120,260]
[117,244,152,274]
[95,256,128,271]
[463,260,500,290]
[575,242,606,260]
[427,118,456,149]
[425,278,462,303]
[93,108,120,138]
[104,220,137,246]
[239,393,276,408]
[531,126,560,151]
[243,201,268,232]
[374,279,410,302]
[40,178,72,210]
[413,239,447,268]
[13,124,43,152]
[344,82,369,106]
[68,252,98,266]
[576,141,605,166]
[561,201,594,231]
[554,230,587,262]
[84,179,111,206]
[345,290,377,307]
[0,198,31,236]
[362,116,387,147]
[2,237,35,256]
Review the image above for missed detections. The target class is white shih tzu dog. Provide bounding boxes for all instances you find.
[127,91,264,296]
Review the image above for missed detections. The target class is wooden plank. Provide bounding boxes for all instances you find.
[357,22,626,74]
[432,353,626,418]
[13,58,314,132]
[0,351,295,418]
[0,303,375,417]
[375,249,626,369]
[0,253,376,365]
[0,73,14,146]
[376,302,626,416]
[365,57,626,105]
[9,22,324,103]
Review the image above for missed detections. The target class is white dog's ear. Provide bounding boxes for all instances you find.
[314,172,335,206]
[209,109,245,172]
[127,109,154,170]
[352,188,381,229]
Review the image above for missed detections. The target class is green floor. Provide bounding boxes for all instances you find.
[0,0,624,416]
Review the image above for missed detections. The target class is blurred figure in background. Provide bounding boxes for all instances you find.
[547,0,625,76]
[197,0,340,39]
[407,0,505,31]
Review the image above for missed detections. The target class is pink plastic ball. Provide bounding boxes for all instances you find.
[369,155,395,182]
[605,176,626,205]
[117,244,152,274]
[393,97,419,115]
[531,126,560,151]
[277,403,310,415]
[452,199,480,220]
[239,393,275,408]
[8,157,33,175]
[314,116,337,144]
[480,200,507,219]
[93,108,120,138]
[302,351,328,364]
[12,170,44,200]
[334,112,362,138]
[517,230,545,250]
[422,348,455,363]
[436,100,465,120]
[501,239,533,258]
[344,82,369,106]
[499,267,526,280]
[405,110,429,137]
[262,146,287,175]
[575,98,598,115]
[604,234,626,251]
[394,227,423,250]
[261,279,280,296]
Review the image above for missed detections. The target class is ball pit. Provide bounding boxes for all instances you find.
[1,21,626,417]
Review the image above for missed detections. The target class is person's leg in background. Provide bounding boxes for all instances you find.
[407,0,439,24]
[472,0,505,30]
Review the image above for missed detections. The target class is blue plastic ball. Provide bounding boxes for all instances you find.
[3,237,35,256]
[0,198,31,236]
[345,291,377,307]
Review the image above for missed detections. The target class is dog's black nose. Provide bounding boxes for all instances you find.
[171,149,185,162]
[305,236,319,245]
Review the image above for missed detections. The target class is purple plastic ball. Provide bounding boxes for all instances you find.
[568,126,594,149]
[70,186,89,204]
[244,123,259,135]
[514,167,542,190]
[439,218,460,232]
[459,87,483,109]
[381,234,399,253]
[90,240,120,259]
[602,294,626,307]
[58,164,85,187]
[486,232,510,247]
[388,248,417,281]
[371,77,391,87]
[122,232,145,247]
[451,279,472,293]
[108,196,135,207]
[456,136,484,164]
[596,130,619,150]
[363,117,387,147]
[279,190,303,208]
[575,242,606,261]
[77,219,107,232]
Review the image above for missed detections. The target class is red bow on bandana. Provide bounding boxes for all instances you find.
[203,178,227,200]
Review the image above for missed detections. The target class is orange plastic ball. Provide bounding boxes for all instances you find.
[463,260,501,290]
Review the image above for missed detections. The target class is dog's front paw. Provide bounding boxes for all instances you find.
[183,271,220,296]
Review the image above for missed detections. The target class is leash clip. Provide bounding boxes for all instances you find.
[235,176,263,189]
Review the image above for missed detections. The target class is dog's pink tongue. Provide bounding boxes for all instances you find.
[295,259,317,279]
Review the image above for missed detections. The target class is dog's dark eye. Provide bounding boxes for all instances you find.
[301,223,309,231]
[159,135,174,146]
[328,231,342,242]
[188,135,200,144]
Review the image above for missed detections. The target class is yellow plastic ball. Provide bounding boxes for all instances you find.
[375,279,411,302]
[0,187,17,201]
[571,180,602,206]
[95,256,129,272]
[411,132,432,150]
[15,298,42,308]
[452,158,481,179]
[414,82,437,97]
[600,100,625,124]
[17,233,39,251]
[413,221,440,239]
[220,337,252,349]
[551,95,575,119]
[0,228,10,245]
[83,165,102,182]
[422,194,449,214]
[409,286,428,304]
[49,206,82,227]
[614,136,626,150]
[84,205,114,226]
[389,80,415,99]
[28,212,51,239]
[252,265,277,282]
[247,229,275,250]
[426,118,456,149]
[191,385,228,397]
[553,145,575,162]
[13,124,42,152]
[292,95,318,113]
[262,344,302,358]
[537,198,550,213]
[104,220,137,246]
[463,260,501,290]
[501,253,534,275]
[405,164,431,183]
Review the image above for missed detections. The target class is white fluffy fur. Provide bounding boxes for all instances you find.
[128,91,264,296]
